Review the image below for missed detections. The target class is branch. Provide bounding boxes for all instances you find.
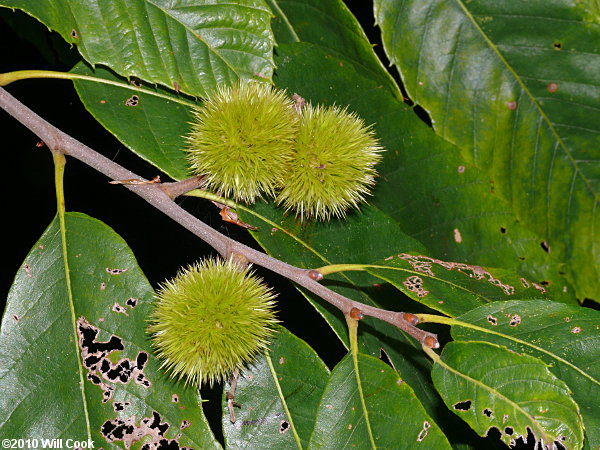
[0,86,438,349]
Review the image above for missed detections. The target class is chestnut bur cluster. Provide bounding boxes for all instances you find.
[185,81,383,221]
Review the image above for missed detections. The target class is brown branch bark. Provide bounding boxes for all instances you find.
[0,86,438,349]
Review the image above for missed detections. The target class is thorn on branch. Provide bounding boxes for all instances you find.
[402,312,419,325]
[219,206,258,230]
[308,269,323,281]
[349,307,364,320]
[158,175,206,199]
[424,335,440,349]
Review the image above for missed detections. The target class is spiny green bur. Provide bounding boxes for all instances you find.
[148,258,278,386]
[276,104,383,220]
[185,82,299,203]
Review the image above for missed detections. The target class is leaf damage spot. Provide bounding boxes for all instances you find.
[106,267,129,275]
[563,317,571,322]
[531,282,547,294]
[540,241,550,253]
[124,95,139,107]
[416,421,430,442]
[547,82,558,93]
[504,426,514,436]
[398,254,514,295]
[270,227,278,235]
[453,228,463,244]
[172,394,179,403]
[509,314,522,327]
[570,326,582,334]
[347,424,353,430]
[70,29,78,38]
[23,264,33,278]
[101,411,190,449]
[520,278,530,288]
[553,42,563,50]
[126,297,138,308]
[100,283,107,291]
[453,400,471,411]
[77,317,151,403]
[487,315,498,326]
[12,314,20,323]
[483,408,493,418]
[384,255,394,261]
[113,401,130,412]
[506,101,517,110]
[457,165,465,174]
[279,357,285,365]
[279,420,290,434]
[112,303,128,316]
[403,275,429,298]
[180,420,191,430]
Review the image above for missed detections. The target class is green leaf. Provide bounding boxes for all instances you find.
[449,300,600,449]
[0,0,275,97]
[271,42,577,303]
[430,341,584,449]
[265,0,400,99]
[365,253,554,317]
[309,352,451,449]
[222,326,329,449]
[0,213,220,448]
[374,0,600,300]
[71,62,195,181]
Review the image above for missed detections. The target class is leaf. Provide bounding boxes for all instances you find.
[265,0,400,99]
[272,42,577,305]
[71,61,195,181]
[309,352,451,449]
[0,213,220,448]
[374,0,600,300]
[449,300,600,449]
[365,253,554,317]
[430,341,584,449]
[0,0,275,97]
[222,326,329,449]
